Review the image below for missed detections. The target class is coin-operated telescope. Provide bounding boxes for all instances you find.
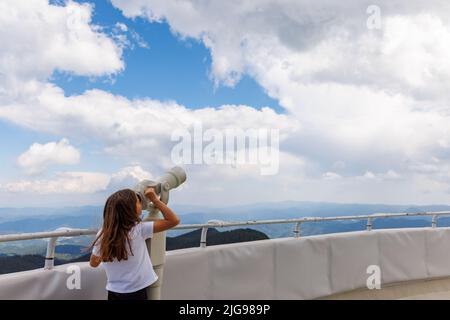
[133,166,186,300]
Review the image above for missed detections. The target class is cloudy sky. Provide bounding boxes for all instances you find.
[1,0,450,207]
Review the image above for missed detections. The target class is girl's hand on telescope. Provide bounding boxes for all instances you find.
[144,187,159,202]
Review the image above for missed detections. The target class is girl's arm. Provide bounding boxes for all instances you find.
[145,187,180,233]
[89,231,102,268]
[90,254,101,268]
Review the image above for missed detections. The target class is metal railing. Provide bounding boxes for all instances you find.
[1,211,450,269]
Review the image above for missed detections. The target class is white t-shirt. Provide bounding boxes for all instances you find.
[92,221,159,293]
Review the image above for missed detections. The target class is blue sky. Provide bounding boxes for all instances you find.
[50,0,282,111]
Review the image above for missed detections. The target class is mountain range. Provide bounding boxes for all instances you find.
[1,201,450,257]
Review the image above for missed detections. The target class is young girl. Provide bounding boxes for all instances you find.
[89,187,180,300]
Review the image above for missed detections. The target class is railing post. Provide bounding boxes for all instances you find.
[200,226,208,248]
[366,217,373,231]
[293,222,301,238]
[432,215,438,228]
[44,236,58,270]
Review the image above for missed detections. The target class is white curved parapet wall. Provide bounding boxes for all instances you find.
[2,227,450,299]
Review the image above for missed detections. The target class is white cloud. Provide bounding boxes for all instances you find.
[1,165,153,195]
[0,0,123,95]
[112,21,149,50]
[322,172,341,180]
[115,22,128,32]
[110,1,450,96]
[130,30,150,49]
[362,171,377,180]
[358,170,401,181]
[108,165,153,190]
[3,171,110,194]
[0,85,298,169]
[17,139,80,175]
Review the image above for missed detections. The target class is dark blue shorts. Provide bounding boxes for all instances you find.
[107,287,148,300]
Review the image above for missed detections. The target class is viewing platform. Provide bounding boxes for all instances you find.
[2,212,450,299]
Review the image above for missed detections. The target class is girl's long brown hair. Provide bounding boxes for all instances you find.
[91,189,141,262]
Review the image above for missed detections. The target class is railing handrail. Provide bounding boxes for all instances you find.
[1,210,450,243]
[2,210,450,269]
[175,211,450,229]
[0,229,98,243]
